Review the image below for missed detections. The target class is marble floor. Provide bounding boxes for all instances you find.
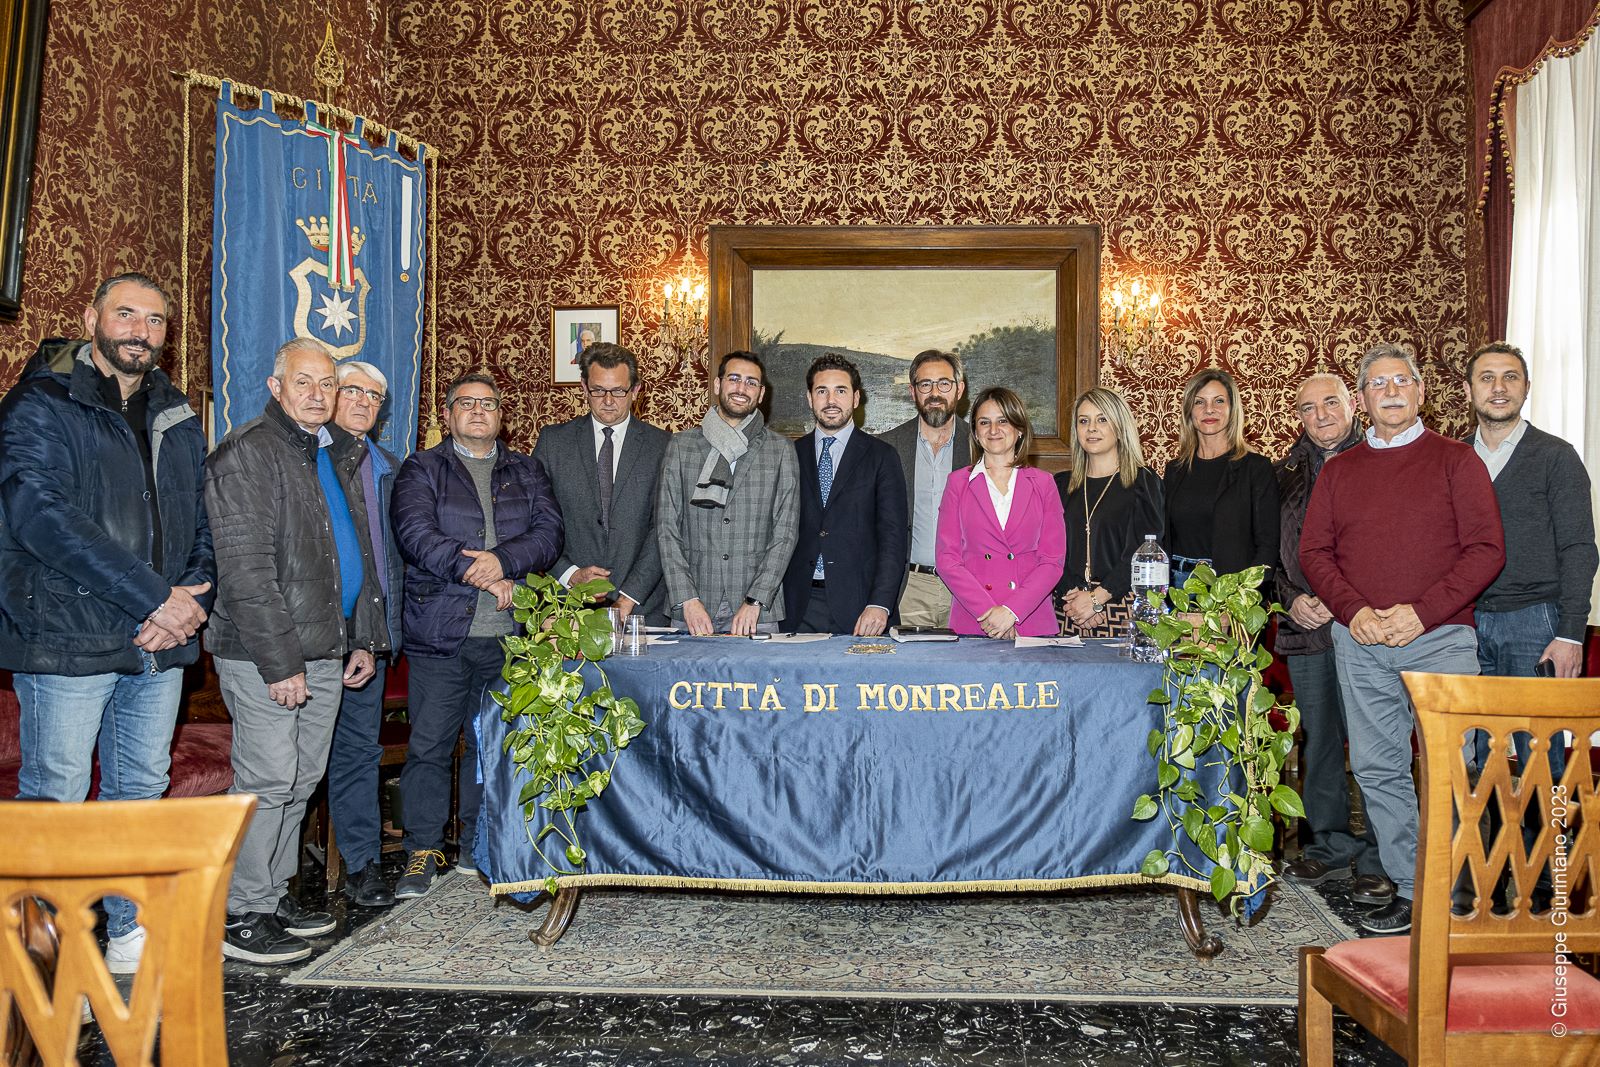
[72,852,1402,1066]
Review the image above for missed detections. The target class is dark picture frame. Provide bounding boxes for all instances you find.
[0,0,48,319]
[708,225,1100,468]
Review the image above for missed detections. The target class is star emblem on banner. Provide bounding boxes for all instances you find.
[317,291,357,336]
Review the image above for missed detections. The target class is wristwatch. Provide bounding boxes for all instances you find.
[743,596,763,609]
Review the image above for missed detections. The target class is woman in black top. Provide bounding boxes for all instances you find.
[1162,369,1279,588]
[1054,387,1164,637]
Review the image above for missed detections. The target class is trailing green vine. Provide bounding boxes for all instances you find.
[1132,563,1304,916]
[493,574,647,895]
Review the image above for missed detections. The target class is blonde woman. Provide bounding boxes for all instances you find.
[1162,369,1279,587]
[1054,388,1165,637]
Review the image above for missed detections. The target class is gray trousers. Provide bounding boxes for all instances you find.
[218,656,345,915]
[1331,622,1479,901]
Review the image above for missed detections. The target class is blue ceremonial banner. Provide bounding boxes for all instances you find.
[210,84,426,458]
[475,637,1220,902]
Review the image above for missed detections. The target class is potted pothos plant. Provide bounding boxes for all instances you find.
[493,573,647,895]
[1131,563,1304,916]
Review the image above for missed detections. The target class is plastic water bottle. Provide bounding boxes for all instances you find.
[1130,534,1170,662]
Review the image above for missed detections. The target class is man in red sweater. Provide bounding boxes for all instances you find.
[1300,344,1505,934]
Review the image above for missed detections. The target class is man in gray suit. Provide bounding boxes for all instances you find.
[657,350,799,636]
[533,342,670,624]
[878,349,973,627]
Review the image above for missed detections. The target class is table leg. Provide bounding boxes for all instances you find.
[1176,888,1225,958]
[530,887,581,947]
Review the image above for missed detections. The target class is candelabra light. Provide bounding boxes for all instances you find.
[659,275,707,371]
[1107,279,1162,371]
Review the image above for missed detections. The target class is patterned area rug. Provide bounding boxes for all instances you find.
[286,873,1353,1005]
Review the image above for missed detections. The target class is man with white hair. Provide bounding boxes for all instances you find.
[1300,343,1505,934]
[1274,373,1389,908]
[206,337,389,963]
[325,360,405,908]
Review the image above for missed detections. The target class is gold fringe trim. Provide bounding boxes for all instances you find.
[489,872,1210,896]
[168,70,434,158]
[1475,1,1600,211]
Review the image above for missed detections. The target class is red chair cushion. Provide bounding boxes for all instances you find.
[1324,936,1600,1032]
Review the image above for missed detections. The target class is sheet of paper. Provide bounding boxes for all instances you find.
[767,632,832,643]
[1013,635,1084,649]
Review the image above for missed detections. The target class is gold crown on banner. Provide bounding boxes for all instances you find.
[296,216,367,256]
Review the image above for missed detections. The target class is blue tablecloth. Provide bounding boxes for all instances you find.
[476,636,1213,901]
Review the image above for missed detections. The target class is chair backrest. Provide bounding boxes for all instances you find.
[1403,673,1598,1033]
[0,795,255,1066]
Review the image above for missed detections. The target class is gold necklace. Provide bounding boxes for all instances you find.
[1082,473,1115,583]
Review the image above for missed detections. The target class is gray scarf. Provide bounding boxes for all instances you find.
[691,407,762,509]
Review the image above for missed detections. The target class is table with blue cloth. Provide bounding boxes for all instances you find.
[475,635,1226,956]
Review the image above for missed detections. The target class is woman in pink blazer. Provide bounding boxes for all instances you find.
[935,387,1067,638]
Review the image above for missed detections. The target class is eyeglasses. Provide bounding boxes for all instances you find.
[586,386,633,400]
[338,385,386,404]
[1364,374,1417,391]
[722,373,762,388]
[913,378,958,394]
[450,396,501,411]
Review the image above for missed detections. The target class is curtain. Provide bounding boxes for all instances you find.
[1506,32,1600,624]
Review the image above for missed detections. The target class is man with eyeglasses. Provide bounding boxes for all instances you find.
[657,350,798,635]
[391,371,563,897]
[1300,343,1505,935]
[323,361,405,908]
[206,337,388,963]
[533,342,670,623]
[880,349,973,627]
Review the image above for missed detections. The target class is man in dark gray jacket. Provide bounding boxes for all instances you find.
[206,337,388,965]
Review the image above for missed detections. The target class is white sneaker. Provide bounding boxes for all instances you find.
[104,926,145,975]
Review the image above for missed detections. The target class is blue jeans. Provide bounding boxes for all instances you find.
[400,638,501,855]
[329,657,388,872]
[15,655,184,937]
[1472,602,1569,779]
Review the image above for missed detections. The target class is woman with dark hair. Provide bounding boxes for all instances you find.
[935,387,1066,638]
[1162,369,1279,587]
[1055,387,1165,637]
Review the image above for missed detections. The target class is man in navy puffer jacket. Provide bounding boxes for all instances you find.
[0,272,214,973]
[391,371,563,897]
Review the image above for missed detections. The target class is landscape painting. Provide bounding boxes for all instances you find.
[751,268,1058,438]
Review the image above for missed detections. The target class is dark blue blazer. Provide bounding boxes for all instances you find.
[781,428,909,633]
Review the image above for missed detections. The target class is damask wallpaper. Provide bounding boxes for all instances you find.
[387,0,1473,461]
[3,0,1473,465]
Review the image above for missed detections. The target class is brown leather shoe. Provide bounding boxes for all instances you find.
[1281,857,1352,885]
[1350,873,1397,906]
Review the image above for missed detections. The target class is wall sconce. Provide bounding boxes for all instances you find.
[1106,279,1162,371]
[659,274,707,371]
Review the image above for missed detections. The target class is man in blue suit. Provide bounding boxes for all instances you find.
[782,354,909,635]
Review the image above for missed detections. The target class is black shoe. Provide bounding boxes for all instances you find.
[343,862,395,908]
[223,912,312,965]
[1359,898,1412,935]
[274,895,337,937]
[1349,873,1397,906]
[395,849,446,899]
[1281,858,1352,885]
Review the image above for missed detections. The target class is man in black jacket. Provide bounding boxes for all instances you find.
[1273,373,1391,908]
[0,272,214,975]
[206,337,389,965]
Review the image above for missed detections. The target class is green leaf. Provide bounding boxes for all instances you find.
[564,844,587,866]
[1250,686,1275,713]
[1132,794,1158,820]
[1181,806,1207,846]
[543,875,560,895]
[1173,747,1195,770]
[1147,688,1171,707]
[1157,762,1179,789]
[1210,865,1237,902]
[1242,816,1275,853]
[1146,729,1165,757]
[1140,850,1170,877]
[1269,784,1306,819]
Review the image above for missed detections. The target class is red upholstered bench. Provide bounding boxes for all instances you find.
[0,668,233,800]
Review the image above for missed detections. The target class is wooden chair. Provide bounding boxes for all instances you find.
[1300,672,1600,1065]
[0,795,256,1066]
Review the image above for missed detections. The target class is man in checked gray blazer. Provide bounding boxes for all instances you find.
[657,350,800,636]
[532,343,670,624]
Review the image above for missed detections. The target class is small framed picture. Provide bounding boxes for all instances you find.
[551,305,619,385]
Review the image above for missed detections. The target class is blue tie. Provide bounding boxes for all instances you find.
[814,436,835,580]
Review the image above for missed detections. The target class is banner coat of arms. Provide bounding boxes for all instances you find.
[211,85,426,460]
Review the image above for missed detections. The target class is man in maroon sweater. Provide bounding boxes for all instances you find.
[1300,344,1505,934]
